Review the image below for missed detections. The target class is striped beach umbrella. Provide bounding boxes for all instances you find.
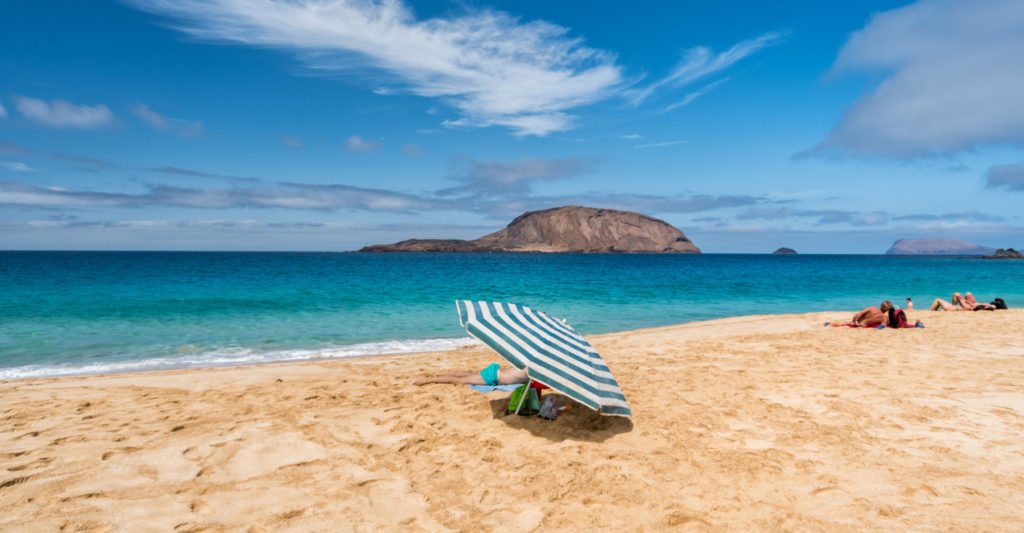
[456,300,631,417]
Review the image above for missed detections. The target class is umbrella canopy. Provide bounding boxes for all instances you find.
[456,300,631,417]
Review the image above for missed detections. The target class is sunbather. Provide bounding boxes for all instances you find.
[850,300,892,327]
[930,292,970,311]
[964,292,996,310]
[413,363,528,386]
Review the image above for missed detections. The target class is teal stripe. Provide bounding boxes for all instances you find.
[505,303,611,373]
[483,302,626,398]
[457,300,630,417]
[476,302,627,403]
[495,302,618,386]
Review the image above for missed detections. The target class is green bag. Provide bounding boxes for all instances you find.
[507,385,540,416]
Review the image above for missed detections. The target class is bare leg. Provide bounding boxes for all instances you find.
[434,371,475,378]
[413,372,486,386]
[496,367,529,385]
[931,298,951,311]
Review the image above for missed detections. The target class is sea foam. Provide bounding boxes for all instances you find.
[0,337,480,380]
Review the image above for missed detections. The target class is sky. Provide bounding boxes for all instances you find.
[2,0,1023,253]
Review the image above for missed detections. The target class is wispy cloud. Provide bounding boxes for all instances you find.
[664,77,730,112]
[401,143,423,157]
[620,133,642,140]
[131,102,203,137]
[738,207,889,226]
[635,140,688,149]
[125,0,623,136]
[805,0,1024,158]
[280,134,304,151]
[343,135,383,153]
[0,161,34,172]
[12,96,116,129]
[0,103,6,119]
[986,162,1024,191]
[440,156,596,197]
[626,31,786,106]
[0,141,37,156]
[0,180,443,212]
[894,210,1004,222]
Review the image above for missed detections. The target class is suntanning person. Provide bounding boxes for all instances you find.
[964,292,996,310]
[413,363,528,386]
[850,300,892,327]
[930,292,969,311]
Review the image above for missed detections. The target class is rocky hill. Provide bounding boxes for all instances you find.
[360,206,701,253]
[885,238,995,256]
[772,247,797,255]
[980,248,1024,260]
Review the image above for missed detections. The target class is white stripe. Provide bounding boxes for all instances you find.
[527,309,610,374]
[460,301,629,410]
[532,309,600,355]
[476,303,610,404]
[479,304,625,403]
[499,304,615,380]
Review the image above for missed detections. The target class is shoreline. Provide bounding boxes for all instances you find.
[3,309,1024,530]
[0,310,861,382]
[0,308,1008,382]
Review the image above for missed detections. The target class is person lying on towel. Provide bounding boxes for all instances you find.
[413,363,528,386]
[830,300,923,328]
[849,300,892,327]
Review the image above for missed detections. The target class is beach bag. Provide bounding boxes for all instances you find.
[992,297,1008,310]
[507,385,540,416]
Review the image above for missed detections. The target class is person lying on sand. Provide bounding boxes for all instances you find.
[930,292,970,311]
[850,300,892,327]
[413,363,528,386]
[964,292,996,310]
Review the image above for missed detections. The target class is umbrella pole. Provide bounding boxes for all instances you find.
[514,378,533,416]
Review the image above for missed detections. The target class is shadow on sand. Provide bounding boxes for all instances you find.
[487,394,633,443]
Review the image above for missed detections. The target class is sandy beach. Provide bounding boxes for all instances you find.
[2,309,1024,532]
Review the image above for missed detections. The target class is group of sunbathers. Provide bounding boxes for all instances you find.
[839,291,1007,329]
[844,300,919,328]
[929,291,997,311]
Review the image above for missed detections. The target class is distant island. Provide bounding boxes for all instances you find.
[980,248,1024,260]
[360,205,701,253]
[772,247,797,255]
[885,238,996,256]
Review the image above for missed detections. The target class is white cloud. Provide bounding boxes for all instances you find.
[12,96,115,129]
[635,140,688,149]
[809,0,1024,158]
[626,31,785,106]
[125,0,623,136]
[343,135,383,153]
[0,180,441,212]
[0,161,35,172]
[0,103,6,119]
[132,102,203,137]
[664,77,730,112]
[280,134,305,151]
[440,156,596,197]
[987,161,1024,190]
[620,133,642,140]
[401,143,423,157]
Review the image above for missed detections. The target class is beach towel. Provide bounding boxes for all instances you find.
[825,321,924,329]
[468,384,522,393]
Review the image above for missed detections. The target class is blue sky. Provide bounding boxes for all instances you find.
[2,0,1023,252]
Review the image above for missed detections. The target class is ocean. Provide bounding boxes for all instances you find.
[2,251,1022,379]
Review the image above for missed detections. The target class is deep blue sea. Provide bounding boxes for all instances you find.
[2,251,1022,379]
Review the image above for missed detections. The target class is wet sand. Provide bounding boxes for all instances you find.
[2,309,1024,531]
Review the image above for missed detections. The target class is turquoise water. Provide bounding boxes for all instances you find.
[2,251,1022,379]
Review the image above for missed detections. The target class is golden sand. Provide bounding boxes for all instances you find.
[2,309,1024,532]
